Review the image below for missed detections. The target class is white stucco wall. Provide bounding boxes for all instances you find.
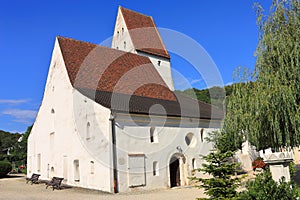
[113,113,219,192]
[111,7,135,53]
[27,38,114,192]
[136,51,174,90]
[28,34,220,193]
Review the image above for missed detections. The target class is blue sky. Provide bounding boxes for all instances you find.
[0,0,272,133]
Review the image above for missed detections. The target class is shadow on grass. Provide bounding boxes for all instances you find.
[0,173,25,179]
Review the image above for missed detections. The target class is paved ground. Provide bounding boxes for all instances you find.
[0,175,206,200]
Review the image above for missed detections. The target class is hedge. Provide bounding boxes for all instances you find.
[0,161,12,177]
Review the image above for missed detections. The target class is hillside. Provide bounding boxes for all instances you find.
[0,130,22,155]
[176,84,234,108]
[0,127,31,167]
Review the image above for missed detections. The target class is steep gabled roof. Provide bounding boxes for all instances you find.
[57,36,176,101]
[120,7,170,59]
[57,36,224,120]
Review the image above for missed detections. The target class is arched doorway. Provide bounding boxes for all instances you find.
[169,155,181,187]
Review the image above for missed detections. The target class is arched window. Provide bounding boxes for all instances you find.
[47,164,50,178]
[124,41,126,49]
[86,122,90,140]
[158,60,161,66]
[37,154,41,172]
[185,133,197,148]
[50,132,54,150]
[192,158,196,170]
[200,129,204,142]
[50,166,55,177]
[50,109,55,131]
[150,127,158,143]
[90,161,94,174]
[153,161,159,176]
[73,160,80,182]
[122,27,124,35]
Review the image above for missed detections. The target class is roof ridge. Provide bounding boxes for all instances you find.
[57,36,97,47]
[119,6,152,19]
[150,17,170,58]
[57,36,176,101]
[57,35,156,59]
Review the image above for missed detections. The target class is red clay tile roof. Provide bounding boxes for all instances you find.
[120,7,170,59]
[57,36,176,101]
[56,36,224,120]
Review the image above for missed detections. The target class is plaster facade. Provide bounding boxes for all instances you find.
[27,7,222,193]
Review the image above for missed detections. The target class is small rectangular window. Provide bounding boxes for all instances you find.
[50,132,54,150]
[74,160,80,182]
[90,161,94,174]
[153,161,159,176]
[150,127,158,143]
[37,154,41,172]
[28,156,32,173]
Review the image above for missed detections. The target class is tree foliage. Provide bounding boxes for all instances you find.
[191,150,243,199]
[223,0,300,151]
[0,130,21,161]
[176,84,233,109]
[0,161,12,177]
[238,169,299,200]
[0,126,32,166]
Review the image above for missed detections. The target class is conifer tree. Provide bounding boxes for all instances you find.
[191,150,243,200]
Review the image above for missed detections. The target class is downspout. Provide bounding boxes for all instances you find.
[109,112,118,193]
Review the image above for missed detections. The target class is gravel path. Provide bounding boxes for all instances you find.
[0,175,206,200]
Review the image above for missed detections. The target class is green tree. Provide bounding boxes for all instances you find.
[10,125,32,166]
[224,0,300,151]
[191,150,243,200]
[238,169,299,200]
[250,0,300,150]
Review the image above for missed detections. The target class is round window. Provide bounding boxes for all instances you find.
[185,133,197,148]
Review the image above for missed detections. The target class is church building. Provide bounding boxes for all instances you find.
[27,6,223,193]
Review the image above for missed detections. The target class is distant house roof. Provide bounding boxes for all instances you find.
[120,7,170,59]
[57,36,223,120]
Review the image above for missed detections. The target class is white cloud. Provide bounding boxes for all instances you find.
[0,99,29,104]
[2,109,37,124]
[190,78,203,85]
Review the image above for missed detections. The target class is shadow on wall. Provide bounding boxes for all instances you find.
[292,165,300,186]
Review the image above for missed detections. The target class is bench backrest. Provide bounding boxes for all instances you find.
[52,177,64,185]
[31,173,40,179]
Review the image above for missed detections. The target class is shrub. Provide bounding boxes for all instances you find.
[0,161,12,177]
[238,169,299,200]
[289,161,296,178]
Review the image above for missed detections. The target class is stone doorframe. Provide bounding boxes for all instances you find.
[168,153,187,187]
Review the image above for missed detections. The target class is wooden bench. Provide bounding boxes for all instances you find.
[45,177,64,190]
[26,173,41,184]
